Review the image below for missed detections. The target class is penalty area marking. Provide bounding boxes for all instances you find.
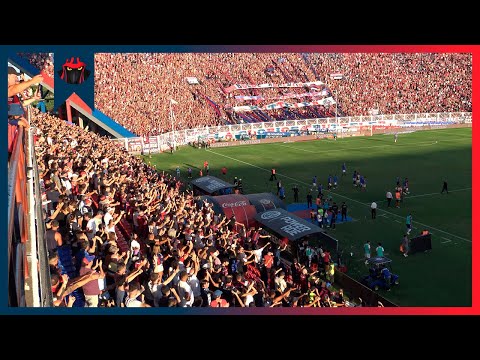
[206,149,471,243]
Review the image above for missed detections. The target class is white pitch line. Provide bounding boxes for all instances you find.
[441,238,452,244]
[366,187,471,204]
[419,129,472,137]
[403,188,471,200]
[395,220,402,223]
[206,149,472,243]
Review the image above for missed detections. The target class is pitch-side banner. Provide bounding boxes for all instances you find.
[225,81,324,93]
[232,97,336,113]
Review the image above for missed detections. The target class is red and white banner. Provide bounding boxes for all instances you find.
[330,73,344,80]
[232,97,336,112]
[225,80,324,93]
[185,77,199,85]
[234,90,329,102]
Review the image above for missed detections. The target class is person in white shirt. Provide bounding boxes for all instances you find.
[60,176,72,196]
[177,271,194,307]
[103,207,115,227]
[371,201,377,219]
[145,268,180,307]
[386,191,393,207]
[105,210,124,234]
[186,256,202,305]
[125,282,150,307]
[246,242,271,265]
[84,212,98,240]
[275,271,287,293]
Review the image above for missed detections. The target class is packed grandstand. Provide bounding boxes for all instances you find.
[94,53,471,136]
[7,52,471,308]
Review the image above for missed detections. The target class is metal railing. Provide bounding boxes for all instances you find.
[8,125,27,306]
[26,119,53,307]
[8,106,53,307]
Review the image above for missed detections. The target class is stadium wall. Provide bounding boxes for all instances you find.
[115,112,471,154]
[334,271,398,307]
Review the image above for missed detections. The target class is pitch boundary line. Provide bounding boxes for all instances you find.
[368,188,472,204]
[206,149,471,244]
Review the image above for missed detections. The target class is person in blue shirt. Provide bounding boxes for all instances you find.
[381,266,392,290]
[333,175,338,189]
[327,175,333,190]
[278,186,285,200]
[342,162,347,176]
[312,175,317,187]
[403,178,409,195]
[317,183,323,197]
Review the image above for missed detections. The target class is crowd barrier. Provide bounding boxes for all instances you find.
[112,112,471,154]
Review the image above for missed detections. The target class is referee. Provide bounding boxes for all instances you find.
[441,179,449,194]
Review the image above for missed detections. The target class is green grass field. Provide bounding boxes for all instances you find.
[142,128,472,306]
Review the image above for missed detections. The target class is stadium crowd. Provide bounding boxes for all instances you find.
[18,53,54,78]
[94,53,471,136]
[29,108,355,308]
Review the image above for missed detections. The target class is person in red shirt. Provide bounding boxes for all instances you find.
[270,168,277,181]
[263,251,274,270]
[210,290,229,307]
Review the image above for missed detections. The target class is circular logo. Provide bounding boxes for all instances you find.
[261,211,281,220]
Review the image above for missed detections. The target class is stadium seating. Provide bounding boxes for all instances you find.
[93,53,471,137]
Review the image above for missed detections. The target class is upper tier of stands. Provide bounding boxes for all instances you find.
[94,53,472,136]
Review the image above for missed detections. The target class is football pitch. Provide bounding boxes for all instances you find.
[142,127,472,306]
